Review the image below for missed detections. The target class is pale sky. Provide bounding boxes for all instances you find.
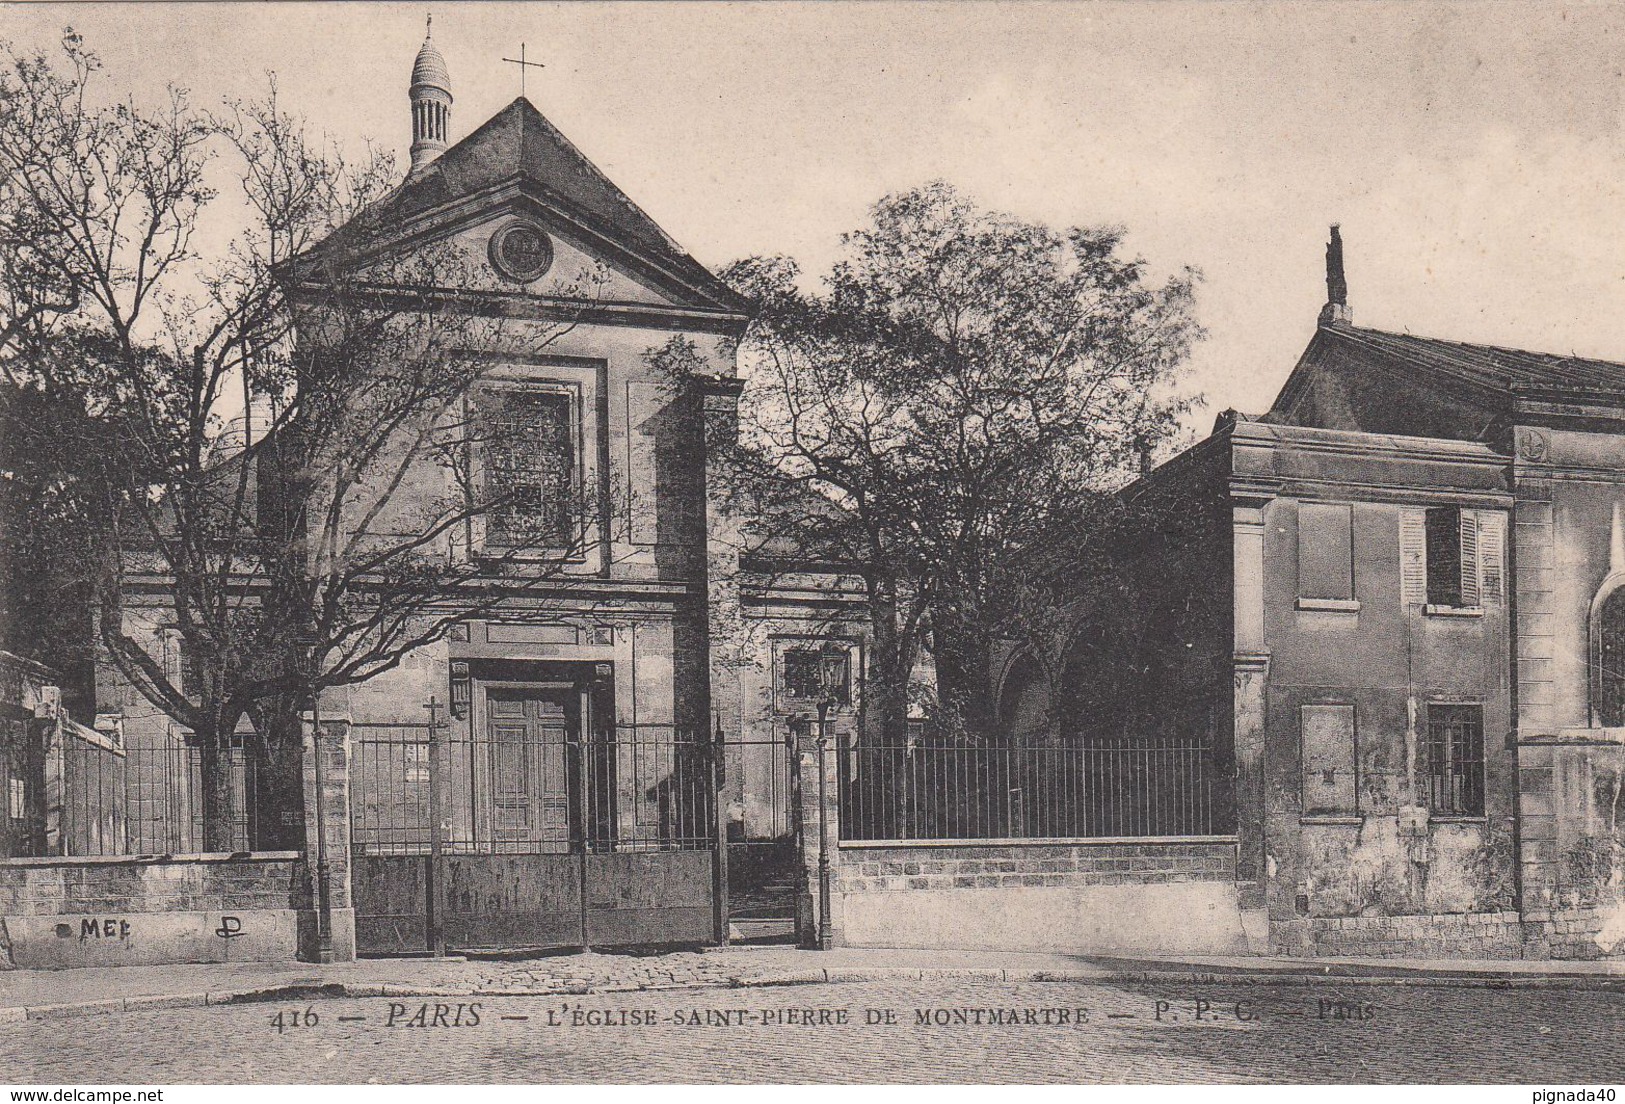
[6,1,1625,430]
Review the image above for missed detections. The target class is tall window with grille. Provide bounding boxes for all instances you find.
[480,388,577,549]
[1424,704,1485,817]
[1597,588,1625,727]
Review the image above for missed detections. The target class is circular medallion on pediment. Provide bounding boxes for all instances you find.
[1518,428,1550,463]
[489,220,554,283]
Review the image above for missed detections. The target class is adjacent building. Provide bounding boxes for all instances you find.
[1053,228,1625,957]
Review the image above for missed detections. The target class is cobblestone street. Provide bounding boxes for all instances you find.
[4,977,1624,1083]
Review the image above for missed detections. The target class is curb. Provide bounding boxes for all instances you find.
[6,963,1625,1022]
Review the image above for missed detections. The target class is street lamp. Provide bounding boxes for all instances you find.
[813,649,844,953]
[297,634,333,964]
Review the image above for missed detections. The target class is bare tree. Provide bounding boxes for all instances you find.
[0,32,615,848]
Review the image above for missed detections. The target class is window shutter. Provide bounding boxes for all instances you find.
[1459,509,1481,607]
[1475,511,1505,603]
[1399,508,1428,607]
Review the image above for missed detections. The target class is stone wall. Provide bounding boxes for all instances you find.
[831,839,1250,955]
[836,841,1238,892]
[0,853,305,969]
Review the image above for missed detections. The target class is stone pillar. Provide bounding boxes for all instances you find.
[27,687,65,856]
[1232,494,1272,951]
[1514,740,1556,954]
[299,712,355,962]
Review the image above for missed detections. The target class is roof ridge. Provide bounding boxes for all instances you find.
[510,99,691,258]
[1343,324,1625,370]
[1323,323,1625,395]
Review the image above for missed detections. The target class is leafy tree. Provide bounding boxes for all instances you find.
[721,182,1202,749]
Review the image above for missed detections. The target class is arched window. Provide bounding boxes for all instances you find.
[998,654,1051,746]
[1598,586,1625,727]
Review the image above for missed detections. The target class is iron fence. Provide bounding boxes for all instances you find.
[350,720,715,857]
[838,734,1224,841]
[1,721,259,858]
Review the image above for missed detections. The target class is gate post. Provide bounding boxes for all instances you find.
[815,703,833,951]
[712,716,730,945]
[788,719,812,945]
[300,710,355,962]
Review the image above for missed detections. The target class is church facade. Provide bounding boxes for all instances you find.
[281,30,877,956]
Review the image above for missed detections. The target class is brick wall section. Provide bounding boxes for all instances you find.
[1266,911,1600,959]
[836,842,1238,893]
[0,854,303,916]
[1523,907,1620,960]
[1271,912,1525,958]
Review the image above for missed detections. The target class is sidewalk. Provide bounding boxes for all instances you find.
[4,944,1625,1022]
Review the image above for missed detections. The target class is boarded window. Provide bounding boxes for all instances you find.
[1425,704,1485,816]
[1298,502,1353,600]
[1300,703,1358,816]
[481,389,576,548]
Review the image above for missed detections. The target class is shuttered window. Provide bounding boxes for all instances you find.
[1399,507,1505,610]
[1298,503,1353,600]
[1478,511,1506,602]
[1425,506,1465,607]
[1399,508,1428,607]
[1300,703,1358,816]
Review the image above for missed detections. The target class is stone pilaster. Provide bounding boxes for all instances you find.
[1232,494,1272,950]
[794,721,842,948]
[699,374,747,942]
[299,712,355,962]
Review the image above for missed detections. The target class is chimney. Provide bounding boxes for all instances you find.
[1318,224,1352,327]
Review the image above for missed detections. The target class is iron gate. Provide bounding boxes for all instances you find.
[721,726,801,943]
[350,713,719,956]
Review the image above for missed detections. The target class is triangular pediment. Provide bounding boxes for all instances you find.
[1269,325,1511,443]
[294,98,749,319]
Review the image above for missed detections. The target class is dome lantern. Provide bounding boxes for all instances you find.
[409,15,452,172]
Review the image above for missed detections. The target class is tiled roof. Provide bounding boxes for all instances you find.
[1326,325,1625,395]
